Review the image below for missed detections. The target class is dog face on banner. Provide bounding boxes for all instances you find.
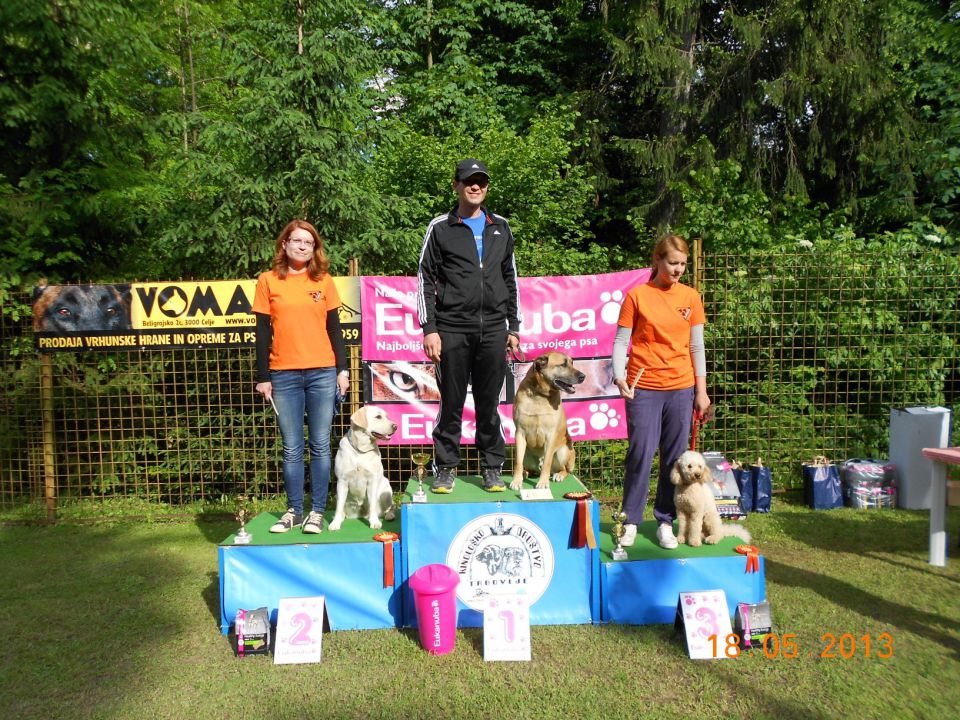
[33,284,131,332]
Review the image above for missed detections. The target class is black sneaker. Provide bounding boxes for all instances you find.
[302,511,324,534]
[431,467,455,494]
[482,467,506,492]
[269,508,302,533]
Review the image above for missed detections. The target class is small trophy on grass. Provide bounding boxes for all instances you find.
[234,494,252,545]
[611,506,628,561]
[410,451,431,503]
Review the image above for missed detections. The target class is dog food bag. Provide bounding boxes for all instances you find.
[235,607,271,657]
[702,451,747,519]
[841,458,897,509]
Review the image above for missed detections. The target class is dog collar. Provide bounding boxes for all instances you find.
[347,434,380,454]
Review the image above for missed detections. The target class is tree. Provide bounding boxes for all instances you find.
[145,0,389,279]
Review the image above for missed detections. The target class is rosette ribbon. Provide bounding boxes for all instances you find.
[564,492,597,549]
[374,531,400,587]
[735,544,760,573]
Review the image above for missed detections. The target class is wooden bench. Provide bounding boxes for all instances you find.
[920,447,960,566]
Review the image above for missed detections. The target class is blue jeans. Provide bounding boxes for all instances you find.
[270,368,336,514]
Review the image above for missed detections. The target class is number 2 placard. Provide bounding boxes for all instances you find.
[483,596,531,662]
[274,596,325,665]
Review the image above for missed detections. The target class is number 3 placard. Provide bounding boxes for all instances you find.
[483,596,531,662]
[274,596,325,665]
[676,589,733,660]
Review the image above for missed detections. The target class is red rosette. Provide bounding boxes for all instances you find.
[735,544,760,573]
[374,531,400,587]
[563,492,597,550]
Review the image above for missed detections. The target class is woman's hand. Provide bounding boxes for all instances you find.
[337,372,350,397]
[255,381,272,402]
[614,378,635,400]
[695,390,714,422]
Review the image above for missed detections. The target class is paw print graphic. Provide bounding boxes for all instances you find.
[599,290,624,324]
[589,402,619,430]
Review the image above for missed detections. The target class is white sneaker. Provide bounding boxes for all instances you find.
[657,523,678,549]
[620,523,637,547]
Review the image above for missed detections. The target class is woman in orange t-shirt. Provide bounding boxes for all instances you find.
[253,220,350,535]
[611,234,713,549]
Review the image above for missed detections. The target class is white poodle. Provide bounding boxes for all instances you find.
[671,450,751,547]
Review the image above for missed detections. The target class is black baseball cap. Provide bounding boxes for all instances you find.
[455,158,489,181]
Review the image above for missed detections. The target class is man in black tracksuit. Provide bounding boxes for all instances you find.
[417,158,522,493]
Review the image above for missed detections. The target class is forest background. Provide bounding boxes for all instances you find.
[1,1,959,514]
[2,0,958,290]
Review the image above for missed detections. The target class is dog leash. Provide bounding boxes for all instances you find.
[507,346,526,376]
[690,409,703,451]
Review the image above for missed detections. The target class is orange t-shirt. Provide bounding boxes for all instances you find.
[252,270,340,370]
[617,281,705,391]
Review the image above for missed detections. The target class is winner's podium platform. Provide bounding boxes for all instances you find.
[219,512,402,634]
[599,520,766,625]
[401,474,601,628]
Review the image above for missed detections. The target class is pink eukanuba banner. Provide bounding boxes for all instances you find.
[360,269,652,444]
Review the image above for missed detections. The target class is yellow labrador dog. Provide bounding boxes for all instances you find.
[510,352,585,490]
[330,405,398,530]
[671,450,751,547]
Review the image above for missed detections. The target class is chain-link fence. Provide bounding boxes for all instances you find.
[2,248,958,520]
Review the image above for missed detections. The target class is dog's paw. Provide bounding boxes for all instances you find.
[369,518,382,530]
[688,538,702,547]
[535,478,550,489]
[676,534,686,544]
[328,519,343,531]
[385,508,396,521]
[509,476,523,491]
[551,472,567,482]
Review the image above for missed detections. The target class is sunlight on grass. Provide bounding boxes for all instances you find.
[0,503,957,719]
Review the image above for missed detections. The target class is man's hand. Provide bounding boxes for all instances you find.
[422,332,442,363]
[506,333,520,353]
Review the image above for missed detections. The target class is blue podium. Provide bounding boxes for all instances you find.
[218,512,402,633]
[599,521,766,624]
[400,475,601,628]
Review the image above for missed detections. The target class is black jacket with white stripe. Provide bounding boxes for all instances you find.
[416,206,521,336]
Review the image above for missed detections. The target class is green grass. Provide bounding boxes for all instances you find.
[1,498,958,720]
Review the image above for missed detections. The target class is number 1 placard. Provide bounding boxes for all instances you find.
[483,596,531,661]
[274,596,325,665]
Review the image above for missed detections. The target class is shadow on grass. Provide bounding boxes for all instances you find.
[861,551,960,585]
[766,557,960,659]
[201,570,222,628]
[764,494,958,556]
[194,515,235,545]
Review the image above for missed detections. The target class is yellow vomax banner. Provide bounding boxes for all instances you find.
[32,279,360,352]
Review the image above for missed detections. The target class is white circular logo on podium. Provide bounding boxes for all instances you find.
[445,513,555,610]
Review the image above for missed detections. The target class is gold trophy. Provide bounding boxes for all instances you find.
[234,494,252,545]
[610,506,628,561]
[410,451,431,503]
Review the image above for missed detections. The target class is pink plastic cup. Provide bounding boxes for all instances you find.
[409,563,460,655]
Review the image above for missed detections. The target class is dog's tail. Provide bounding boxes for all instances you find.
[718,523,752,543]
